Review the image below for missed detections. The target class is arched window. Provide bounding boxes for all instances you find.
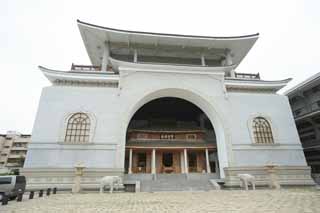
[252,117,274,144]
[65,113,90,143]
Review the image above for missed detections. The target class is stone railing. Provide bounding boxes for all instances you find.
[293,101,320,118]
[70,64,115,72]
[235,72,260,80]
[71,64,101,71]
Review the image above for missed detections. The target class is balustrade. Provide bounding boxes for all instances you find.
[293,101,320,118]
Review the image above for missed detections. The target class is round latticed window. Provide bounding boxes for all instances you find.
[252,117,274,144]
[65,113,90,143]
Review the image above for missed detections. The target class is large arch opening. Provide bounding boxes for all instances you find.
[124,97,220,177]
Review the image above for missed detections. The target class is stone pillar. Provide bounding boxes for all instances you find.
[128,149,133,174]
[225,49,233,66]
[205,148,211,173]
[201,54,206,66]
[72,163,86,194]
[101,41,109,71]
[151,149,156,174]
[230,69,236,78]
[215,155,219,174]
[225,49,235,78]
[180,150,185,173]
[265,164,281,189]
[134,49,138,63]
[184,149,188,174]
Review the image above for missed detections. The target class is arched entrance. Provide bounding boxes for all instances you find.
[119,88,231,178]
[124,97,220,177]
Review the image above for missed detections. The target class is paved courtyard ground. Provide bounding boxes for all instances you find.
[1,188,320,213]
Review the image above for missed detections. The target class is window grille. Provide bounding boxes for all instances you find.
[252,117,274,144]
[65,113,90,143]
[186,134,197,140]
[137,133,148,139]
[160,134,175,140]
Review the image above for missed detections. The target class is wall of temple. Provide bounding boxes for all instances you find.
[23,68,312,186]
[117,70,308,174]
[226,92,306,166]
[24,85,121,169]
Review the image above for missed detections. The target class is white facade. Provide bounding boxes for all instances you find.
[22,20,314,188]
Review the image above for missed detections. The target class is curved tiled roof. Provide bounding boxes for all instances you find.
[77,20,259,40]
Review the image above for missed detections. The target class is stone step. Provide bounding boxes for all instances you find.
[140,179,215,192]
[125,173,222,192]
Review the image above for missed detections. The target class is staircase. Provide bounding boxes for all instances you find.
[125,173,222,192]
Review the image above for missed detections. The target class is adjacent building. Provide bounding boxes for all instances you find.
[285,72,320,183]
[0,131,31,172]
[22,20,314,190]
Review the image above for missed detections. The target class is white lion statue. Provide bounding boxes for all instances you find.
[238,174,256,190]
[99,176,122,193]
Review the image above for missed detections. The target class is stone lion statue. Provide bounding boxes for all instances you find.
[99,176,122,194]
[238,174,256,190]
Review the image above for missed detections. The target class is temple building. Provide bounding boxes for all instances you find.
[22,20,314,190]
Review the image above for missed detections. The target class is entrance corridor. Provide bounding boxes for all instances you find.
[125,148,219,175]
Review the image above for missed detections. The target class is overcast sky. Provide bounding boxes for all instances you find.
[1,0,319,134]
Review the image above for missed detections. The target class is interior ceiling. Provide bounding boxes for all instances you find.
[132,97,204,121]
[129,97,215,130]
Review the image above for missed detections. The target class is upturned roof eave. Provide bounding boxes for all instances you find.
[77,19,259,41]
[77,20,259,67]
[38,66,119,84]
[225,78,292,92]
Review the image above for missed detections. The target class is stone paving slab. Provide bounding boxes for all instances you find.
[1,188,320,213]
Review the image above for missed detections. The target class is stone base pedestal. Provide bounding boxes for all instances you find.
[21,167,124,190]
[224,166,315,187]
[72,176,82,193]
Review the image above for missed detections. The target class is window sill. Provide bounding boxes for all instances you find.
[57,142,93,145]
[251,143,280,146]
